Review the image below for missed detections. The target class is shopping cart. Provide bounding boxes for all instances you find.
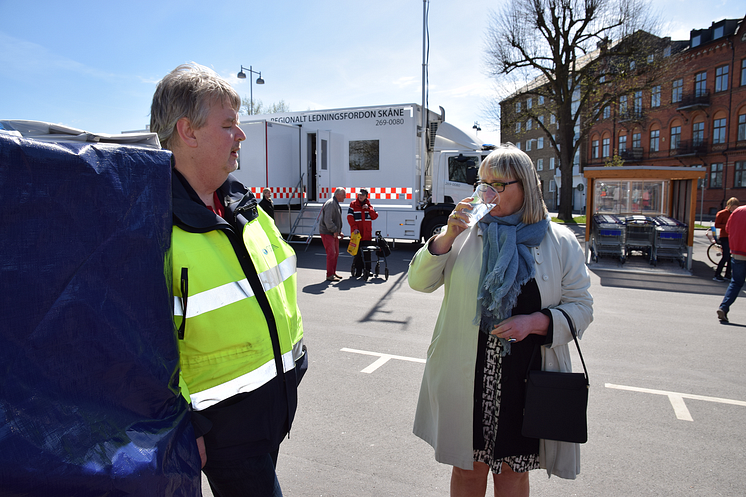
[352,231,391,280]
[651,216,687,267]
[624,215,656,263]
[590,214,626,264]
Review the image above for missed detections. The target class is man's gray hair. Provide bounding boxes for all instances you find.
[478,143,548,225]
[150,62,241,151]
[334,187,347,196]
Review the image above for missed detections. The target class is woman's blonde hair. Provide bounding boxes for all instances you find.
[478,143,547,224]
[726,197,740,209]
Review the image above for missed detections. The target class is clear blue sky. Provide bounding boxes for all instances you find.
[1,0,744,146]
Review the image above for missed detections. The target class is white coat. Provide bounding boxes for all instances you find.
[408,221,593,479]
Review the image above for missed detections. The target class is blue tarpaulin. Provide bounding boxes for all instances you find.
[0,126,200,496]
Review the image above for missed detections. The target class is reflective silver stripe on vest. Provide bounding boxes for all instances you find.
[173,255,297,318]
[190,337,306,411]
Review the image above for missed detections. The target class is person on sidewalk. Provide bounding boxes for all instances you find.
[347,188,379,278]
[717,204,746,323]
[713,197,739,281]
[259,187,275,220]
[319,187,346,281]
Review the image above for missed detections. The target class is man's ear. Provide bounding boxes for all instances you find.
[175,117,198,148]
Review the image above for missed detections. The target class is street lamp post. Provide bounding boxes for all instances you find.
[472,121,481,136]
[237,65,265,115]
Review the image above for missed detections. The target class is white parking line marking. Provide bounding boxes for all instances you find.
[341,347,426,373]
[605,383,746,421]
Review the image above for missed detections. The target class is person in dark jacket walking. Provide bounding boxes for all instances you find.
[319,187,346,281]
[150,62,307,497]
[347,188,379,278]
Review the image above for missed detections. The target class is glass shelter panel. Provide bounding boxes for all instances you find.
[594,179,668,216]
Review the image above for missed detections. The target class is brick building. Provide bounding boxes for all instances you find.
[586,16,746,218]
[499,92,565,210]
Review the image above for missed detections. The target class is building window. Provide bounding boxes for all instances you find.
[714,26,724,39]
[592,139,599,159]
[549,157,555,169]
[516,122,521,133]
[516,102,521,113]
[538,137,544,149]
[527,139,533,151]
[739,113,746,141]
[527,98,533,109]
[516,141,521,150]
[538,115,544,126]
[695,71,707,97]
[619,95,628,115]
[527,119,533,130]
[670,126,681,150]
[672,78,683,103]
[715,66,729,93]
[692,35,701,47]
[735,162,746,187]
[741,59,746,86]
[713,118,727,144]
[537,158,544,171]
[710,163,723,188]
[550,114,556,125]
[650,130,660,152]
[693,122,705,146]
[539,96,544,105]
[634,91,643,115]
[603,106,610,119]
[633,132,641,149]
[602,137,610,158]
[618,135,627,153]
[651,86,661,108]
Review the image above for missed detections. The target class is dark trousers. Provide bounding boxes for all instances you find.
[720,258,746,315]
[203,450,282,497]
[353,241,374,275]
[715,237,732,278]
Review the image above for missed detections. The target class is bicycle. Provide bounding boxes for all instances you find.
[706,230,723,266]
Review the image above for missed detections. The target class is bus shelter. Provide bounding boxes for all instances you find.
[583,166,706,270]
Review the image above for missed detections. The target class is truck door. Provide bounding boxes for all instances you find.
[314,130,331,201]
[443,152,480,203]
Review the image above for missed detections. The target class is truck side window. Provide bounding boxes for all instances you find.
[349,140,380,170]
[448,155,478,185]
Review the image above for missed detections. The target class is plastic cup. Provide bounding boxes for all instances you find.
[466,184,499,227]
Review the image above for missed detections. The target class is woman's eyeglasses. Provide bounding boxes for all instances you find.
[476,180,519,193]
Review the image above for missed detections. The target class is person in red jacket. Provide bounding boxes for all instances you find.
[347,188,379,278]
[718,205,746,323]
[713,197,740,281]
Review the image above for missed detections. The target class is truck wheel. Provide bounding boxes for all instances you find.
[423,215,449,241]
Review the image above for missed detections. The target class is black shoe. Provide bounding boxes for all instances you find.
[713,275,725,282]
[717,308,728,323]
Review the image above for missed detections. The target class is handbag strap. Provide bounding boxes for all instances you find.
[525,308,589,384]
[556,308,589,384]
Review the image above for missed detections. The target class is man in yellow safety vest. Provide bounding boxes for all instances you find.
[150,63,307,497]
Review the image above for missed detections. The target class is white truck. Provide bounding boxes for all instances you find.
[235,103,493,242]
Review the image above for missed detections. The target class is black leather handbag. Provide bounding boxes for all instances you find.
[521,308,589,443]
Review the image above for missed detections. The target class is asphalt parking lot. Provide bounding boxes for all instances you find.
[203,227,746,496]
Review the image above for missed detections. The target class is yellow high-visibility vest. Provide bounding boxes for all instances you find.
[172,208,304,411]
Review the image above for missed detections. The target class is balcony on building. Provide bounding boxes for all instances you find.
[671,139,709,156]
[620,147,644,161]
[676,90,711,110]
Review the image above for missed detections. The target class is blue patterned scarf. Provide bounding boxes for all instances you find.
[476,210,550,354]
